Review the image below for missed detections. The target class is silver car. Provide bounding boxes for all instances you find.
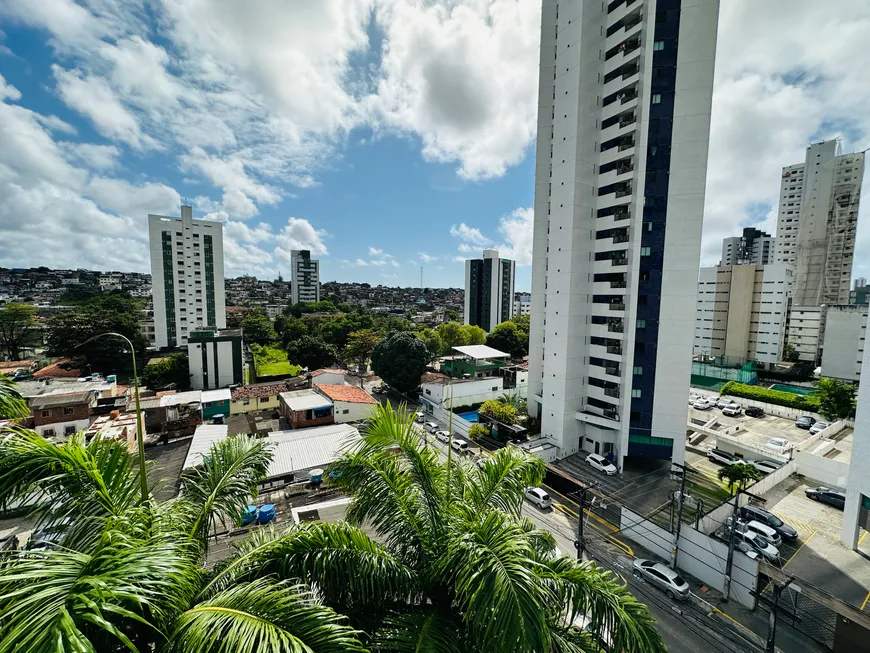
[632,559,690,600]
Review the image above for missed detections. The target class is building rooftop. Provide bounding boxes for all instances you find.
[316,384,378,405]
[279,388,334,412]
[451,345,510,360]
[17,379,115,399]
[230,378,308,400]
[30,391,93,409]
[310,368,346,378]
[182,424,230,470]
[200,388,231,403]
[84,412,137,442]
[266,424,360,478]
[32,359,82,378]
[160,390,202,407]
[0,360,33,372]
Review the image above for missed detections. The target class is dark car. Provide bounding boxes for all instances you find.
[745,406,765,418]
[740,505,798,541]
[805,487,846,509]
[795,416,816,430]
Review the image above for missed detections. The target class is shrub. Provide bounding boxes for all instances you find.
[479,399,519,425]
[720,381,820,411]
[467,424,490,441]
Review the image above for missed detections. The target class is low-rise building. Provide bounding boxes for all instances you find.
[30,391,96,438]
[229,378,310,414]
[0,360,35,377]
[278,389,334,429]
[137,390,202,442]
[187,328,244,390]
[314,384,378,423]
[820,305,867,382]
[84,412,138,448]
[310,369,347,386]
[787,306,825,364]
[513,293,531,316]
[200,388,232,421]
[420,376,504,412]
[439,345,510,379]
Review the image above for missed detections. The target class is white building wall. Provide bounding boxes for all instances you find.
[693,266,717,357]
[36,418,92,438]
[421,377,504,408]
[188,339,238,390]
[312,372,346,386]
[820,305,867,382]
[333,400,376,423]
[753,264,791,364]
[787,306,823,363]
[290,250,320,304]
[842,308,870,547]
[514,293,532,316]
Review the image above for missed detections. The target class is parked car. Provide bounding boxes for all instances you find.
[733,529,780,562]
[765,437,792,455]
[795,415,816,430]
[693,399,714,411]
[722,404,742,417]
[809,421,830,435]
[745,406,765,418]
[740,505,798,541]
[415,412,425,423]
[805,487,846,509]
[632,559,690,601]
[525,487,552,510]
[451,438,469,454]
[735,540,760,560]
[435,430,450,444]
[707,448,737,465]
[749,459,783,475]
[586,453,618,476]
[689,394,700,405]
[425,421,439,433]
[716,397,736,410]
[739,519,782,547]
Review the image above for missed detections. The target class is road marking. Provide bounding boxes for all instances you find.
[859,530,868,546]
[782,529,815,569]
[553,502,634,556]
[862,591,870,611]
[709,607,764,647]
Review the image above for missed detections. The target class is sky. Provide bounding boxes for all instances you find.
[0,1,869,292]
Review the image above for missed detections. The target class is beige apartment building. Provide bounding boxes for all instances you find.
[694,264,792,365]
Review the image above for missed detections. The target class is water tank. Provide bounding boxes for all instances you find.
[107,375,117,383]
[309,468,324,484]
[110,410,120,420]
[241,505,258,525]
[256,504,275,524]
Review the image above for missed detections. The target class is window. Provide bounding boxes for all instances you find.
[425,389,431,395]
[65,425,76,435]
[41,410,51,418]
[640,247,651,256]
[637,319,646,328]
[633,366,643,375]
[63,407,74,415]
[44,429,55,437]
[651,94,662,104]
[653,40,665,51]
[342,409,350,414]
[260,397,269,403]
[631,389,642,398]
[492,386,498,392]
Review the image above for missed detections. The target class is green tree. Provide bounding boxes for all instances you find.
[467,423,491,442]
[445,308,460,322]
[486,321,527,358]
[0,302,37,361]
[782,342,799,363]
[370,331,428,393]
[241,309,277,345]
[141,353,191,390]
[416,328,445,361]
[276,315,309,345]
[511,313,530,337]
[461,324,487,346]
[285,301,339,318]
[342,329,382,369]
[717,462,763,495]
[285,335,337,370]
[499,392,527,414]
[815,377,857,420]
[479,399,519,425]
[438,322,466,351]
[0,375,28,419]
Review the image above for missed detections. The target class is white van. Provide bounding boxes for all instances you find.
[425,422,439,433]
[451,438,469,454]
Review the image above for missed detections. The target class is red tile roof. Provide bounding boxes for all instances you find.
[316,384,378,405]
[32,359,82,378]
[0,360,34,371]
[310,368,346,377]
[420,372,449,384]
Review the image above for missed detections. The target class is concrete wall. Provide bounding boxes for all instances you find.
[715,431,791,464]
[333,401,376,423]
[312,371,345,386]
[620,507,674,561]
[678,524,758,609]
[745,460,796,495]
[698,493,750,535]
[429,402,473,440]
[843,309,870,547]
[794,450,849,487]
[36,417,91,438]
[820,305,867,382]
[422,377,504,408]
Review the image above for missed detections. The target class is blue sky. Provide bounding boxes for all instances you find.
[1,0,869,290]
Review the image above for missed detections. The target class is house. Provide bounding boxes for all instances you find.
[32,359,83,379]
[438,345,510,379]
[278,389,334,429]
[84,412,138,448]
[200,388,231,421]
[229,377,310,415]
[0,360,36,378]
[310,369,347,386]
[314,384,378,423]
[30,391,96,438]
[420,377,504,411]
[137,390,202,442]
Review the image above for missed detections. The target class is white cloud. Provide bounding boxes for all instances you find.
[273,217,330,267]
[449,223,491,246]
[448,208,533,266]
[418,252,437,263]
[62,143,120,170]
[354,258,369,266]
[368,246,383,255]
[390,259,400,268]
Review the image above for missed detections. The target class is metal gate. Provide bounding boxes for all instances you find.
[763,583,837,650]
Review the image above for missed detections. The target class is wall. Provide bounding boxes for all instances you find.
[429,402,473,440]
[620,507,674,561]
[745,460,796,495]
[698,493,750,535]
[421,377,504,409]
[794,450,849,487]
[820,305,867,382]
[678,525,758,609]
[230,395,281,415]
[202,399,230,420]
[33,401,91,426]
[36,417,91,438]
[715,431,791,464]
[842,308,870,547]
[333,401,377,423]
[312,372,345,386]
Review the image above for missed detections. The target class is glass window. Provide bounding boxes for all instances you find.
[651,94,662,104]
[653,40,665,51]
[637,319,646,328]
[633,366,643,375]
[631,389,642,398]
[641,247,651,256]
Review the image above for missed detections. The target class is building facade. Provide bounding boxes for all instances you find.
[693,264,791,365]
[785,306,824,363]
[841,309,870,549]
[820,304,867,382]
[290,250,320,304]
[186,328,244,390]
[850,284,870,306]
[464,249,515,332]
[775,140,864,306]
[720,227,774,266]
[527,0,720,465]
[148,205,226,348]
[514,292,532,316]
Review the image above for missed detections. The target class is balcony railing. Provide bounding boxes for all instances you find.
[609,302,626,311]
[603,407,620,420]
[604,387,620,398]
[615,186,632,198]
[618,115,637,129]
[605,366,621,376]
[606,345,623,355]
[612,233,630,243]
[618,139,635,151]
[610,279,627,289]
[607,321,624,333]
[611,257,628,267]
[613,208,630,221]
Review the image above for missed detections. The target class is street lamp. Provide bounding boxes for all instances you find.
[76,332,148,503]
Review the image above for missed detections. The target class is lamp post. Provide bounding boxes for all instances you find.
[77,332,148,503]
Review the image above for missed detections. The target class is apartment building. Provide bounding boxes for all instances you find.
[786,306,824,364]
[148,205,226,348]
[464,249,515,332]
[720,227,774,266]
[290,250,320,305]
[527,0,720,465]
[693,265,791,365]
[514,292,532,316]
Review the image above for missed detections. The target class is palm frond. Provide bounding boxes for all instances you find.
[442,511,553,653]
[466,446,545,516]
[0,375,28,420]
[182,435,273,545]
[547,625,602,653]
[370,607,466,653]
[0,527,197,653]
[165,578,367,653]
[538,556,665,653]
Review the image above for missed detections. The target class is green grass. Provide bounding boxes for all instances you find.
[255,361,302,377]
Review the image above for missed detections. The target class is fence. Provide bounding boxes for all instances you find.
[745,460,796,495]
[691,387,824,421]
[761,580,837,650]
[620,507,673,560]
[714,431,791,463]
[795,420,845,452]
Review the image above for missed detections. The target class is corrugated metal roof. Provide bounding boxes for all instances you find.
[182,424,229,470]
[279,389,333,411]
[200,388,231,403]
[30,391,92,409]
[160,390,202,407]
[265,424,360,478]
[452,344,510,359]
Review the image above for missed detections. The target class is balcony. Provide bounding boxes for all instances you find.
[609,302,626,311]
[604,387,620,399]
[607,320,624,333]
[612,233,630,244]
[611,257,628,267]
[610,279,627,289]
[607,344,623,355]
[605,365,621,377]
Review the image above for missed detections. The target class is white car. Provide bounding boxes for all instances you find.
[689,394,700,405]
[525,487,553,510]
[740,519,782,547]
[586,453,618,476]
[435,430,450,443]
[749,459,782,475]
[722,404,742,416]
[765,437,792,454]
[415,412,425,423]
[425,422,439,433]
[734,529,780,562]
[716,397,736,410]
[693,399,713,411]
[809,421,830,435]
[632,559,690,600]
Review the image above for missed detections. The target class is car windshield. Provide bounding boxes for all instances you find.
[672,575,686,586]
[754,534,773,547]
[768,515,783,527]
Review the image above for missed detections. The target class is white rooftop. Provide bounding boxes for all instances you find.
[160,390,202,407]
[265,424,360,478]
[182,424,229,470]
[452,344,510,360]
[279,388,333,412]
[200,388,231,403]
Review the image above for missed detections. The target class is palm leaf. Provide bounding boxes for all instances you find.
[165,578,367,653]
[370,607,466,653]
[0,375,28,420]
[466,446,545,516]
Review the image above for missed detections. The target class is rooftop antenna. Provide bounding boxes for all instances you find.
[420,266,423,289]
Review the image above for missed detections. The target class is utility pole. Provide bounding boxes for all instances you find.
[723,490,742,602]
[766,578,794,653]
[671,462,689,569]
[574,485,592,560]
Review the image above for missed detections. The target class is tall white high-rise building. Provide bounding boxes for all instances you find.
[290,250,320,305]
[527,0,720,466]
[841,309,870,549]
[464,249,516,332]
[774,139,864,306]
[148,205,226,348]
